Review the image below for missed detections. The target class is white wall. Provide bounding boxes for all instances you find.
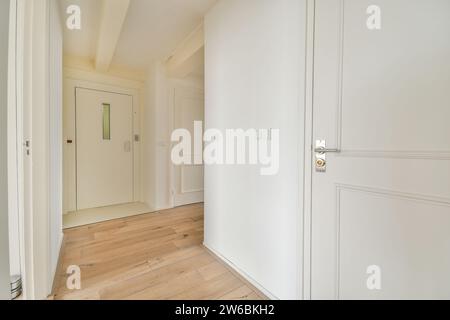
[204,0,307,299]
[143,62,205,211]
[142,64,157,210]
[143,62,177,211]
[143,62,169,211]
[151,62,172,210]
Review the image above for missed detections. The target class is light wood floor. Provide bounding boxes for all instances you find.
[52,204,265,300]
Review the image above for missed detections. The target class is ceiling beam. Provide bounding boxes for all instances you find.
[167,24,204,78]
[95,0,131,72]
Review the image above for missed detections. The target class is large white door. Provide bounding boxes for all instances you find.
[312,0,450,299]
[173,86,204,207]
[76,88,133,210]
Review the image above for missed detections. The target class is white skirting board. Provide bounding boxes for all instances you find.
[63,202,155,229]
[203,243,278,300]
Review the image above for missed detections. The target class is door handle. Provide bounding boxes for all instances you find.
[314,140,340,172]
[314,147,341,154]
[314,140,340,154]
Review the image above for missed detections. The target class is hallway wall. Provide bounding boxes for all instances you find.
[143,62,205,211]
[204,0,307,299]
[143,62,172,211]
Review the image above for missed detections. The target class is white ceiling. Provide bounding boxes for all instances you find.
[60,0,216,71]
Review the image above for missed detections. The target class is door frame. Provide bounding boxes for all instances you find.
[2,0,13,300]
[13,0,53,299]
[302,0,317,300]
[63,79,142,214]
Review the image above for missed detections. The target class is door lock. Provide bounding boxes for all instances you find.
[316,158,326,169]
[314,140,340,172]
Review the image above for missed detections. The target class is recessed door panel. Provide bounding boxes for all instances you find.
[173,87,205,207]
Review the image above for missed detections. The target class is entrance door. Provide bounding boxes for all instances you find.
[173,86,204,207]
[76,88,133,210]
[311,0,450,299]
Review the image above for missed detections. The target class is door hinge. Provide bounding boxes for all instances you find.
[24,140,31,156]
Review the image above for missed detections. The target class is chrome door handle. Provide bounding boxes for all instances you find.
[314,140,340,172]
[314,147,341,154]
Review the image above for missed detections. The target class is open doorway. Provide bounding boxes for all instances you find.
[48,0,226,300]
[60,0,209,228]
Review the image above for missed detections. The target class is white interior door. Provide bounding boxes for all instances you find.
[173,86,204,207]
[76,88,133,210]
[312,0,450,299]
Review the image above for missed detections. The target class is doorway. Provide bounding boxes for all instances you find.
[172,85,205,207]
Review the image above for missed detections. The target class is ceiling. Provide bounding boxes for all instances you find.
[60,0,102,60]
[60,0,216,71]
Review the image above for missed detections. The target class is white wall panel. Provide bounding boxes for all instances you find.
[204,0,307,299]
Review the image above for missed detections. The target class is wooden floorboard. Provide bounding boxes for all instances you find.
[52,204,265,300]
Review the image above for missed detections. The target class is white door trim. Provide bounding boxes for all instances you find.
[7,0,20,286]
[63,79,142,214]
[302,0,316,301]
[13,0,31,300]
[15,0,52,299]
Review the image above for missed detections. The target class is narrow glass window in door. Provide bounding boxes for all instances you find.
[102,103,111,140]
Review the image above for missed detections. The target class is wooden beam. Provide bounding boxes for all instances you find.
[95,0,131,72]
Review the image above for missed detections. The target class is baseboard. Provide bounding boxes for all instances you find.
[153,205,173,211]
[203,243,278,300]
[63,202,154,229]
